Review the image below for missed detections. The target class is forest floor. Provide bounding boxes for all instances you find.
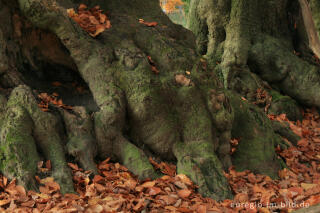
[0,107,319,212]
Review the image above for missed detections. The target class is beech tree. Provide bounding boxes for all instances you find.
[0,0,319,201]
[310,0,320,36]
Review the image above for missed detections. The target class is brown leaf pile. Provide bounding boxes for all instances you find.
[1,109,320,212]
[67,4,111,37]
[37,92,72,112]
[0,158,232,212]
[149,157,176,177]
[224,109,320,212]
[160,0,184,14]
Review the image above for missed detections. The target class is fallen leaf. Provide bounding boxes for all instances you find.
[176,174,193,186]
[139,19,158,27]
[148,187,162,195]
[0,199,10,207]
[301,183,318,190]
[40,177,54,185]
[178,189,192,198]
[68,163,79,170]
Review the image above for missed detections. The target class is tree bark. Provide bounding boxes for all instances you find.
[310,0,320,38]
[187,0,320,192]
[0,0,303,201]
[187,0,320,109]
[300,0,320,58]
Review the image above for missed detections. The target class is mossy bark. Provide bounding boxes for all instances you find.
[0,0,299,201]
[187,0,320,107]
[310,0,320,38]
[228,92,283,178]
[0,0,233,200]
[187,0,320,186]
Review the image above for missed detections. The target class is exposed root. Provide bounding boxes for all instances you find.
[249,36,320,108]
[0,105,39,191]
[3,85,74,194]
[229,92,282,178]
[0,0,288,200]
[62,106,98,174]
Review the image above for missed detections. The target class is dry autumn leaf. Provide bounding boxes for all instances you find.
[68,162,79,170]
[68,4,111,37]
[37,92,73,111]
[40,177,54,185]
[139,19,158,27]
[45,160,51,170]
[2,107,320,212]
[147,56,160,74]
[148,186,162,195]
[175,174,193,186]
[177,189,192,198]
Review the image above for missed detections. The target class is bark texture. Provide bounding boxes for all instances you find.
[310,0,320,37]
[187,0,320,183]
[188,0,320,108]
[0,0,298,201]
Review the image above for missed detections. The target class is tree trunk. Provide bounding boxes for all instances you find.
[300,0,320,58]
[188,0,320,107]
[187,0,320,194]
[310,0,320,37]
[0,0,301,201]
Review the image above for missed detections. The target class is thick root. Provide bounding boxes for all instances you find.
[229,92,282,178]
[271,120,301,146]
[62,106,98,174]
[174,141,232,200]
[0,105,39,191]
[14,0,286,200]
[5,85,74,194]
[249,36,320,108]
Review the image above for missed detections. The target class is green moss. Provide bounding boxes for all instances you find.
[177,87,213,141]
[310,0,320,38]
[268,90,302,121]
[0,106,40,188]
[4,86,75,193]
[250,35,320,108]
[228,92,281,178]
[174,141,232,200]
[119,141,159,180]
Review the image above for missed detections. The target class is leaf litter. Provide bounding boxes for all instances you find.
[4,104,320,212]
[5,3,320,211]
[67,4,111,37]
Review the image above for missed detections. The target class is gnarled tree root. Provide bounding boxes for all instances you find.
[1,85,74,194]
[0,0,288,201]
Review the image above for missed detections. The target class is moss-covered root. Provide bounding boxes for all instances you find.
[6,85,74,194]
[207,89,234,170]
[271,120,301,147]
[249,36,320,108]
[268,90,302,121]
[0,105,39,191]
[228,92,281,179]
[94,103,159,181]
[310,0,320,38]
[113,135,159,180]
[61,107,98,174]
[173,141,232,201]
